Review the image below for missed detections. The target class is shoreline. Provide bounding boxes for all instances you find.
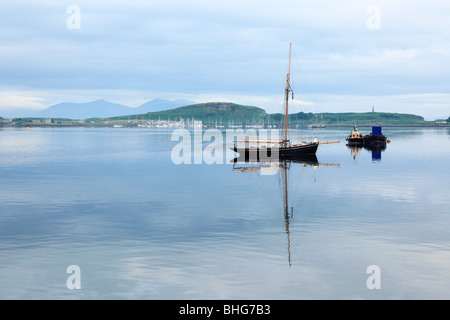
[2,123,449,129]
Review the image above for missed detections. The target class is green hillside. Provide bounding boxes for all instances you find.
[317,112,425,125]
[107,102,267,124]
[92,101,435,126]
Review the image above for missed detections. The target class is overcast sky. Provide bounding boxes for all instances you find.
[1,0,449,119]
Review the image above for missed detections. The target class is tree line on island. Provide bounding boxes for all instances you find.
[98,102,434,126]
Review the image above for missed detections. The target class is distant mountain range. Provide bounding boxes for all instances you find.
[2,99,196,119]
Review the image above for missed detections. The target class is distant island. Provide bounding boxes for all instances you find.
[100,102,436,126]
[1,102,449,128]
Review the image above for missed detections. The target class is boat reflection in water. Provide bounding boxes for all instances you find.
[232,155,339,266]
[347,143,387,161]
[346,126,389,161]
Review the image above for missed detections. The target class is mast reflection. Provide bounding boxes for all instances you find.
[232,155,339,266]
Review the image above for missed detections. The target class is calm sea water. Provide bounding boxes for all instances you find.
[0,126,449,299]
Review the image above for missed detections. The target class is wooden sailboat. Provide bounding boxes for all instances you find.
[232,43,338,160]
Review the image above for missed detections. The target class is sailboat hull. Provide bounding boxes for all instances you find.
[232,44,325,162]
[363,135,387,146]
[232,143,318,160]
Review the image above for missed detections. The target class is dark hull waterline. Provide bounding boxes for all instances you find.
[233,154,319,165]
[346,138,364,146]
[364,135,387,146]
[232,143,319,160]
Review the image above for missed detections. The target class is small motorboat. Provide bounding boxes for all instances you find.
[346,125,364,146]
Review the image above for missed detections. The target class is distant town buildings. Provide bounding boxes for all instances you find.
[105,118,278,129]
[109,118,203,128]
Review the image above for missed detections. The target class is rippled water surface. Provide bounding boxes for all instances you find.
[0,126,449,299]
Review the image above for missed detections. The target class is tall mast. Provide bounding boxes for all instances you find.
[284,43,292,145]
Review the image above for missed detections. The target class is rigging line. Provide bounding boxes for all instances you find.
[289,98,319,140]
[303,167,318,195]
[258,176,284,213]
[288,88,318,127]
[290,164,312,207]
[290,46,321,106]
[289,47,322,137]
[242,168,282,213]
[271,76,287,129]
[287,165,301,206]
